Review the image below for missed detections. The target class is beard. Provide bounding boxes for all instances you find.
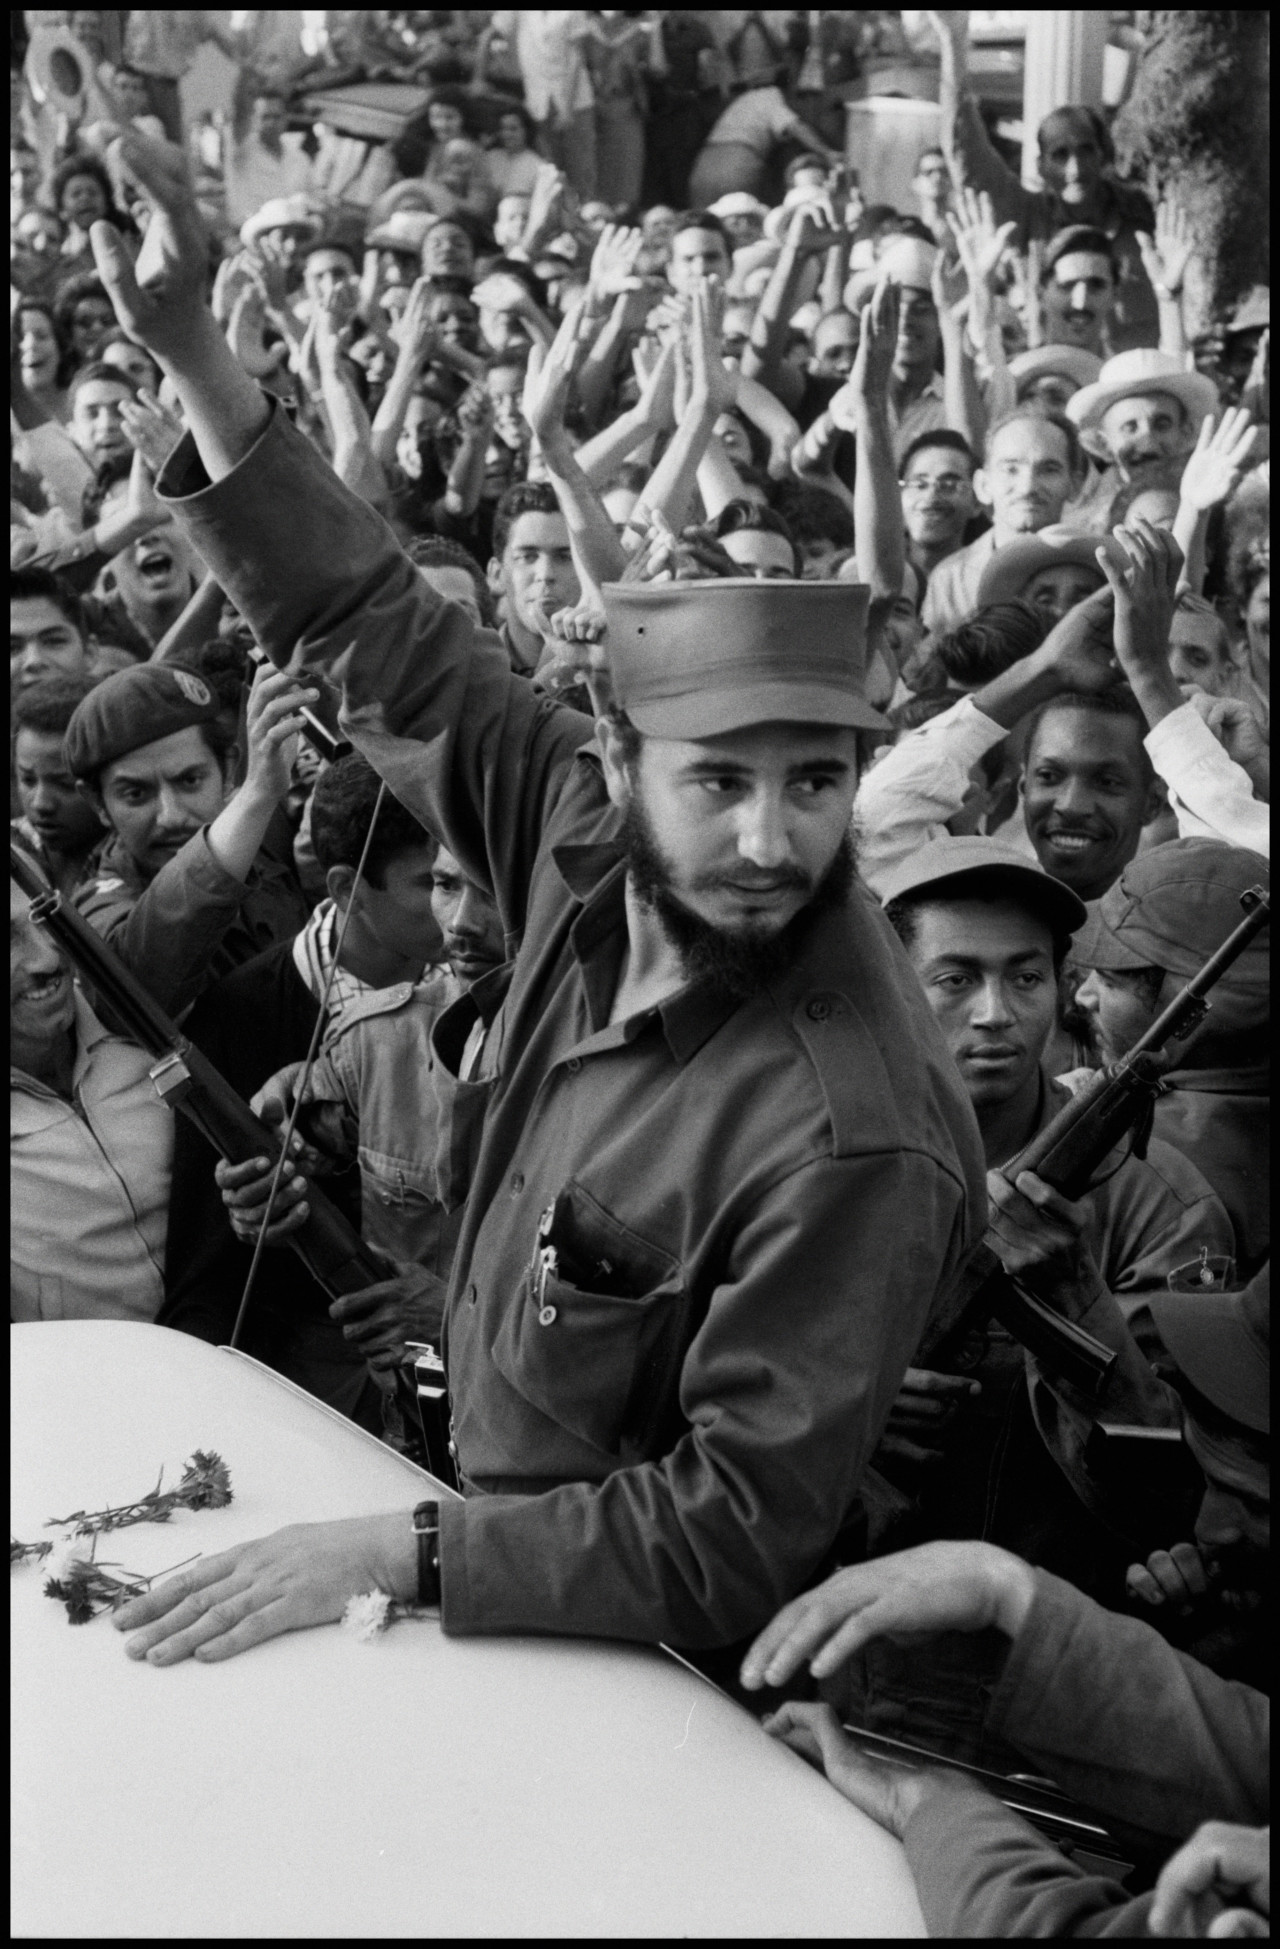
[621,789,857,1001]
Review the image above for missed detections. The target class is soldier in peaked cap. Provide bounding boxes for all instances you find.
[65,656,312,1015]
[101,239,987,1670]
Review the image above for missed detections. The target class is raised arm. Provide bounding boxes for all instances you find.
[848,279,905,604]
[741,202,844,415]
[635,279,737,533]
[90,130,590,932]
[930,10,1036,235]
[523,302,628,595]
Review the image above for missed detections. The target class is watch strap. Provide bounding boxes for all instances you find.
[412,1499,442,1608]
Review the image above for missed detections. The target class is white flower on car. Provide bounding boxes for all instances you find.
[341,1589,393,1643]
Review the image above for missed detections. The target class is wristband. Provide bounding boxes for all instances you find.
[412,1500,441,1608]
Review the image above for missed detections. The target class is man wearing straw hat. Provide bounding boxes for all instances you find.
[93,131,986,1669]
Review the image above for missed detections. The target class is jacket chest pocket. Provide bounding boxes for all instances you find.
[490,1181,685,1458]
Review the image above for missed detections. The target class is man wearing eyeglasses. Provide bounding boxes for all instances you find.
[899,430,980,591]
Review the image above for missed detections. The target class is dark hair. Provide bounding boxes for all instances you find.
[983,404,1084,478]
[423,207,485,252]
[67,356,140,407]
[16,296,76,390]
[770,480,855,553]
[671,210,733,254]
[192,635,255,712]
[784,153,828,187]
[889,691,961,733]
[711,498,802,576]
[1025,687,1155,783]
[885,868,1075,973]
[11,566,86,641]
[12,671,101,738]
[491,479,563,560]
[880,214,937,246]
[492,100,536,143]
[96,326,163,387]
[899,427,976,478]
[54,272,115,350]
[1041,224,1119,285]
[406,536,497,626]
[1106,466,1184,525]
[303,236,357,268]
[50,154,130,230]
[480,254,548,307]
[1037,104,1114,169]
[309,753,437,887]
[933,600,1050,688]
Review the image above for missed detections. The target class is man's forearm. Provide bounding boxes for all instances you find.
[854,404,905,601]
[540,441,627,590]
[741,243,807,414]
[158,309,272,484]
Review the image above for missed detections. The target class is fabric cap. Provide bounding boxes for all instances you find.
[365,209,435,255]
[875,236,939,293]
[708,192,769,221]
[600,579,887,738]
[976,527,1110,610]
[1008,343,1103,396]
[240,194,321,247]
[64,661,222,779]
[1066,348,1218,461]
[1071,838,1269,986]
[878,835,1087,936]
[1150,1265,1269,1434]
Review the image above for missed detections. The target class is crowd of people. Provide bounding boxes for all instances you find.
[10,10,1270,1937]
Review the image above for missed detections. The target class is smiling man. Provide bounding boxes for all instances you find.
[86,128,986,1669]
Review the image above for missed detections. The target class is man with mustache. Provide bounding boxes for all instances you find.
[65,657,311,1014]
[95,131,986,1670]
[860,541,1169,909]
[1064,347,1219,537]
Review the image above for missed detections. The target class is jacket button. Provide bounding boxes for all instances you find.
[538,1304,557,1326]
[565,1056,582,1074]
[510,1172,524,1193]
[466,1283,478,1306]
[806,997,831,1022]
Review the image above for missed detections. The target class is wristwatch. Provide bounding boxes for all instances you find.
[412,1500,442,1608]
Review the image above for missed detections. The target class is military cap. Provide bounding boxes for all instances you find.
[1071,839,1269,993]
[878,834,1087,937]
[600,578,887,738]
[64,661,222,779]
[1151,1263,1269,1435]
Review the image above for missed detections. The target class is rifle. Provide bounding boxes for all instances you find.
[922,885,1271,1393]
[10,841,459,1489]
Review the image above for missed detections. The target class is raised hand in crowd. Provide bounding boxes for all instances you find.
[1136,192,1197,310]
[1177,407,1261,516]
[1095,517,1185,714]
[946,183,1017,345]
[228,282,287,380]
[119,385,185,474]
[1184,691,1270,799]
[586,222,645,304]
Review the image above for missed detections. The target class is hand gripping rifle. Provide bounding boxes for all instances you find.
[921,884,1271,1394]
[10,842,458,1487]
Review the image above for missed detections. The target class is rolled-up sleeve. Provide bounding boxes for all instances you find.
[158,405,593,934]
[1144,704,1270,857]
[438,1144,970,1647]
[855,695,1009,897]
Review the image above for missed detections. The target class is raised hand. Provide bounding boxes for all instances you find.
[119,443,169,531]
[1137,191,1196,299]
[688,276,736,420]
[1177,407,1261,512]
[228,283,286,380]
[241,659,321,807]
[521,295,591,458]
[948,184,1017,291]
[634,335,678,428]
[454,378,494,438]
[740,1539,1035,1691]
[840,275,900,424]
[390,276,440,367]
[784,199,844,259]
[210,250,257,326]
[119,386,184,474]
[588,221,644,302]
[930,242,969,326]
[248,233,293,316]
[91,130,211,363]
[1097,517,1184,682]
[1185,690,1269,781]
[1031,572,1122,693]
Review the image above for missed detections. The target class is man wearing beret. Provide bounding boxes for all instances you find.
[66,656,312,1015]
[98,132,986,1668]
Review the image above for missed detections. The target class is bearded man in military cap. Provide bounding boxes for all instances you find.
[94,130,987,1670]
